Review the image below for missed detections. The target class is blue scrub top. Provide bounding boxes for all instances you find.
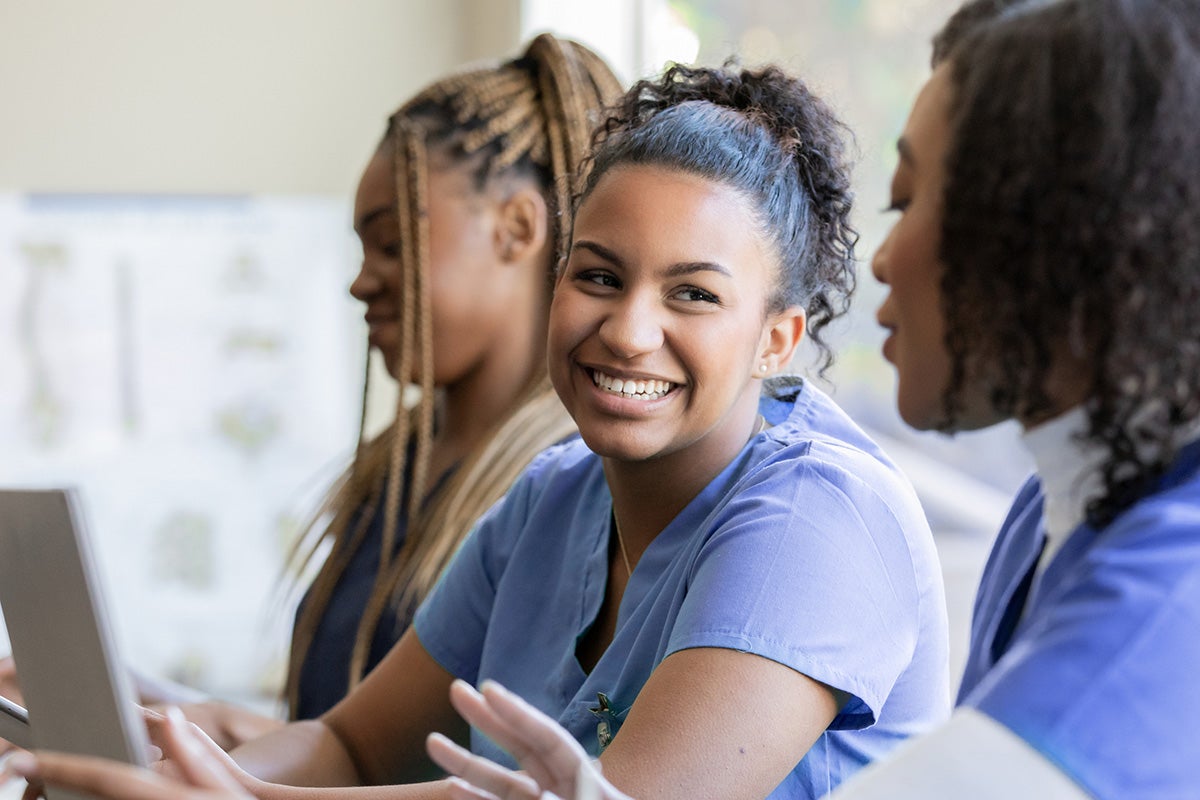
[415,378,950,799]
[958,439,1200,799]
[294,445,457,720]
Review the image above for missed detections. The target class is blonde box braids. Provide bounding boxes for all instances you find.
[285,34,621,714]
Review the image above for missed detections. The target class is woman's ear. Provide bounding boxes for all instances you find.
[495,185,549,266]
[755,307,806,378]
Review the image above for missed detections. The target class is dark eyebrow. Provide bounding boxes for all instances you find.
[664,261,732,278]
[572,239,732,278]
[896,137,916,167]
[572,239,623,266]
[354,204,397,234]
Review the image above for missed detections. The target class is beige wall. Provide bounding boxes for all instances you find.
[0,0,522,195]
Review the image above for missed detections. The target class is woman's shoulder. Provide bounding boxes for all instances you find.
[756,377,924,518]
[1108,442,1200,539]
[505,434,605,507]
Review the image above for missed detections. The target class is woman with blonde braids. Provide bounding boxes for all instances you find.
[284,31,621,727]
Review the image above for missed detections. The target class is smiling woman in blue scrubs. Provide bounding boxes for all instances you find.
[280,64,946,800]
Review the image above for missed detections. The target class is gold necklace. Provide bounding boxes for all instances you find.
[753,414,768,438]
[612,513,633,578]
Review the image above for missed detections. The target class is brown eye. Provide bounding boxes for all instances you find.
[575,269,620,290]
[673,286,720,304]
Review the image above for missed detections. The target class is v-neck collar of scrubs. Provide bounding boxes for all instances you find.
[571,412,778,678]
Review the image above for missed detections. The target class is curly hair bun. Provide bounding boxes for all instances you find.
[581,62,859,374]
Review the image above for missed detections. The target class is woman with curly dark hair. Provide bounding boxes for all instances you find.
[858,0,1200,796]
[8,61,951,800]
[396,1,1200,799]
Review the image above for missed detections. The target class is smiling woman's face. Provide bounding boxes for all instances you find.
[548,164,789,471]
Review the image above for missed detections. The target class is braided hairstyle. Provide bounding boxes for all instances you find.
[286,33,621,712]
[576,63,857,374]
[937,0,1200,523]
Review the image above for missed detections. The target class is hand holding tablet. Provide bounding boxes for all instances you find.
[0,489,152,799]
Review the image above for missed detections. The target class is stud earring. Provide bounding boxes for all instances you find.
[759,364,768,373]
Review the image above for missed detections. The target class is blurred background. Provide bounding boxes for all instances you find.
[0,0,1031,723]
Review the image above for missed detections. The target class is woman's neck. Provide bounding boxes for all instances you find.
[436,304,548,471]
[603,391,764,562]
[1021,405,1103,551]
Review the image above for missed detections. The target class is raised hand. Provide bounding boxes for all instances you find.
[426,680,631,800]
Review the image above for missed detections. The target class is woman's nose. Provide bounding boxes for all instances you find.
[349,259,385,301]
[597,295,665,358]
[871,230,892,285]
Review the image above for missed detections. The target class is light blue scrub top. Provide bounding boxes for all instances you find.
[415,378,950,798]
[958,438,1200,799]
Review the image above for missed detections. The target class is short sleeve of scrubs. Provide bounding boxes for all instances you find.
[667,453,922,729]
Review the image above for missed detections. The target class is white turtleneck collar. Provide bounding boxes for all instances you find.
[1020,406,1106,576]
[1021,406,1200,581]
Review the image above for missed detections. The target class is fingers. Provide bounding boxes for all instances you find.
[443,681,627,800]
[158,708,244,793]
[446,682,525,757]
[445,776,502,800]
[427,732,543,800]
[0,717,253,800]
[140,706,167,724]
[446,683,562,794]
[141,706,169,754]
[3,749,187,800]
[473,681,592,790]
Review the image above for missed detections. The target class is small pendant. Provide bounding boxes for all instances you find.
[596,718,613,750]
[589,691,617,751]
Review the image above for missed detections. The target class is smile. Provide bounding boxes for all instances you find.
[590,369,675,400]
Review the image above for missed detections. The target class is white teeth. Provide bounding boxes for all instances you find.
[591,370,674,400]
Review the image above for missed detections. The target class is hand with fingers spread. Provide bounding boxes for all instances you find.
[426,680,630,800]
[0,707,252,800]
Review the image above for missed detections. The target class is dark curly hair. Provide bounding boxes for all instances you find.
[573,63,858,375]
[939,0,1200,524]
[931,0,1034,67]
